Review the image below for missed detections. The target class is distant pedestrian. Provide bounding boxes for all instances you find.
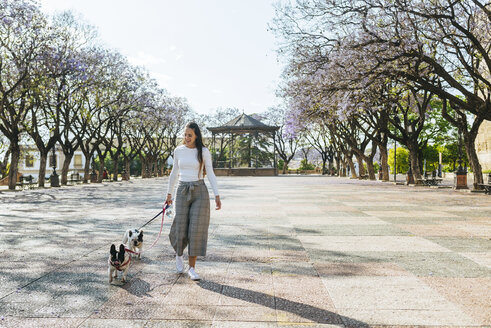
[102,168,108,180]
[166,122,221,280]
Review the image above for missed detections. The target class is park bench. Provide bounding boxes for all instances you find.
[478,184,491,194]
[69,172,82,184]
[359,174,369,180]
[417,171,443,186]
[288,169,308,174]
[477,173,491,194]
[417,177,443,186]
[16,175,35,189]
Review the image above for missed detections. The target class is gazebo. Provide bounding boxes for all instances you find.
[207,113,280,176]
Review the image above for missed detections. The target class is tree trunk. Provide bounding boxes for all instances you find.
[340,160,347,177]
[347,157,357,178]
[113,162,119,181]
[61,153,73,185]
[112,152,120,181]
[279,154,291,174]
[379,143,389,181]
[125,158,131,179]
[8,142,20,190]
[38,152,48,187]
[463,125,484,189]
[140,155,145,178]
[121,156,129,179]
[98,154,105,183]
[83,154,91,183]
[407,143,422,183]
[160,160,165,177]
[366,144,377,180]
[354,154,365,177]
[153,159,158,177]
[335,157,341,176]
[148,159,152,177]
[321,159,327,175]
[366,159,376,180]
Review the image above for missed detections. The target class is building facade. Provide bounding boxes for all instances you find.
[476,121,491,172]
[19,146,87,179]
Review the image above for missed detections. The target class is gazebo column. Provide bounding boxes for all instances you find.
[229,133,233,170]
[255,132,258,169]
[273,131,277,175]
[212,132,216,166]
[248,133,252,168]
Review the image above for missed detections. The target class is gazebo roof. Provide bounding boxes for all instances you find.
[207,113,279,134]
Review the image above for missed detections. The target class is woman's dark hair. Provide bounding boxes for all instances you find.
[184,122,206,177]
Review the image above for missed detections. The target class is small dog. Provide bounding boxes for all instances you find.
[122,229,143,259]
[108,244,130,283]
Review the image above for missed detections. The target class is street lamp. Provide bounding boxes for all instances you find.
[144,147,149,178]
[90,154,98,183]
[49,131,60,187]
[438,152,443,178]
[379,132,385,180]
[457,131,465,173]
[393,116,400,182]
[454,119,468,189]
[121,141,127,181]
[406,122,415,185]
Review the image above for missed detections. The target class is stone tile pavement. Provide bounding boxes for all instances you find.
[0,176,490,327]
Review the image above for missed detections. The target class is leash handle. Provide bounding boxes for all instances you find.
[139,201,169,229]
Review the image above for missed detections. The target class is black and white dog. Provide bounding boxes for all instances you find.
[108,244,130,283]
[122,229,144,259]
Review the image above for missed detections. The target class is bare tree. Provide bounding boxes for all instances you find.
[0,0,52,189]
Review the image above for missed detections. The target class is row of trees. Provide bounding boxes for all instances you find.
[0,0,194,190]
[0,1,294,190]
[271,0,490,188]
[3,0,488,190]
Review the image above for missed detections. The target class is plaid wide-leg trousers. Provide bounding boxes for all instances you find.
[169,180,211,257]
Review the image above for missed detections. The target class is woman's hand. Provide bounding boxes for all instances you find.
[166,193,173,205]
[215,195,221,210]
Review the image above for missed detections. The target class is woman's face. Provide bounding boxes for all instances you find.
[184,127,197,147]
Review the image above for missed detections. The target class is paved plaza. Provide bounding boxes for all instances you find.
[0,176,490,327]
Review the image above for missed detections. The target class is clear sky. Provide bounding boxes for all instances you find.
[39,0,283,115]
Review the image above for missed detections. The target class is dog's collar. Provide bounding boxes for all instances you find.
[109,256,131,271]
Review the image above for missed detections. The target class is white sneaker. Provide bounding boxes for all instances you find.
[187,267,200,281]
[176,255,184,273]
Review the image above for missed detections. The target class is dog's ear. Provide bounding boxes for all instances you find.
[138,230,143,242]
[118,244,125,262]
[128,230,132,237]
[110,244,116,255]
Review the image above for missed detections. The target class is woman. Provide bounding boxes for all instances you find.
[166,122,221,280]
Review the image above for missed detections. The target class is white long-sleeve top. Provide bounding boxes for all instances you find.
[167,145,219,196]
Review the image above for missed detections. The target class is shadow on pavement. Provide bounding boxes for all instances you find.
[121,277,152,297]
[198,280,369,327]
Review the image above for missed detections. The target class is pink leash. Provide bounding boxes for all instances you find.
[125,203,170,255]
